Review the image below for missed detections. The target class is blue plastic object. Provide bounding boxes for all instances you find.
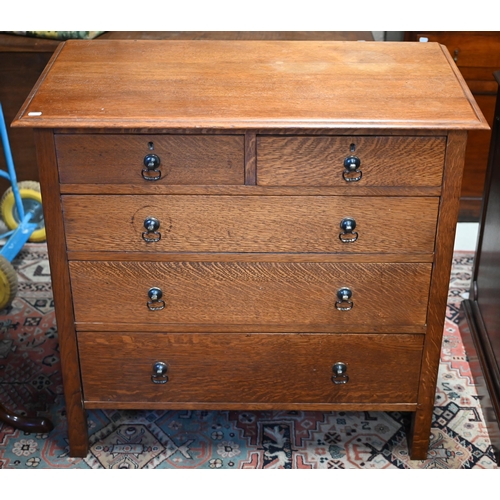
[0,102,41,262]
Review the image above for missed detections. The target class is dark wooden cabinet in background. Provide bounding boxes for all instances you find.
[460,71,500,466]
[405,32,500,221]
[0,36,54,194]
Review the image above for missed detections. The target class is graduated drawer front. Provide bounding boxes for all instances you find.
[55,134,245,185]
[62,195,439,254]
[257,136,446,187]
[69,261,432,328]
[78,332,424,404]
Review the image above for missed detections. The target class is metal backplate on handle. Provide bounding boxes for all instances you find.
[151,361,168,384]
[331,362,349,384]
[147,287,165,311]
[339,217,358,243]
[142,154,161,181]
[142,217,161,242]
[343,156,362,182]
[335,287,353,311]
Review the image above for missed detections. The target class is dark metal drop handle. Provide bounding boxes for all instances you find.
[151,361,168,384]
[339,217,358,243]
[142,154,161,181]
[335,287,353,311]
[147,287,165,311]
[343,155,362,182]
[331,362,349,384]
[142,217,161,243]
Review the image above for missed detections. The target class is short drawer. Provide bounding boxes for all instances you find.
[62,195,439,254]
[78,332,424,405]
[257,136,445,187]
[55,134,245,185]
[69,261,432,329]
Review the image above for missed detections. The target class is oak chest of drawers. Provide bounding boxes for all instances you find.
[13,40,488,460]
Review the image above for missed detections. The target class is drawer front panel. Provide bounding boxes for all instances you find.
[78,332,424,404]
[257,136,446,187]
[69,261,432,328]
[55,134,245,185]
[62,195,439,254]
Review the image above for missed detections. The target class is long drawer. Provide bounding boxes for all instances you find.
[78,332,424,404]
[257,136,446,187]
[55,134,245,185]
[62,195,439,254]
[69,261,432,329]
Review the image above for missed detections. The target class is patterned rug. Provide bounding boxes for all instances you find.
[0,244,498,469]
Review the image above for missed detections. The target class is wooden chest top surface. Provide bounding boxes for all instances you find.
[12,40,488,130]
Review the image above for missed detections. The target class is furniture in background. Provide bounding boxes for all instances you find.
[404,32,500,222]
[459,71,500,466]
[0,35,54,196]
[0,31,373,196]
[0,102,52,434]
[12,40,487,459]
[0,403,53,433]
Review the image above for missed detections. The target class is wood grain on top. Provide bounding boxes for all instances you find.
[12,40,488,130]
